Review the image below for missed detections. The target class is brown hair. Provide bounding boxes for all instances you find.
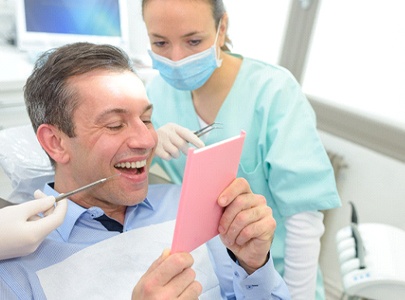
[141,0,232,51]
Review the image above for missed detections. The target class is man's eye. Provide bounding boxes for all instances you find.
[107,124,124,131]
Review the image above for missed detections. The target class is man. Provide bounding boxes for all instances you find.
[0,43,290,299]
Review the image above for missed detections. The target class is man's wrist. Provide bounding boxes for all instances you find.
[226,248,270,274]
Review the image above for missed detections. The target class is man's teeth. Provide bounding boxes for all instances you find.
[114,160,147,169]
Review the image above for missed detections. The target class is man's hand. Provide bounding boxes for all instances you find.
[217,178,276,274]
[0,190,67,260]
[132,249,202,299]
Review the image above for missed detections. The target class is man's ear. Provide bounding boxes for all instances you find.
[36,124,70,164]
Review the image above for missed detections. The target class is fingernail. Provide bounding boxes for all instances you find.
[161,248,170,258]
[218,196,226,206]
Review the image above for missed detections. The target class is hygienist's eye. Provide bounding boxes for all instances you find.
[153,41,167,48]
[189,39,201,47]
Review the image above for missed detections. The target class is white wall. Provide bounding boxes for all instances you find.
[318,130,405,298]
[126,0,150,63]
[224,0,291,64]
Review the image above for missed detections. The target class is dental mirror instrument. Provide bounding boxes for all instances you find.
[194,122,223,137]
[55,173,121,202]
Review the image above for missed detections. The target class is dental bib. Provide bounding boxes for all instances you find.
[37,220,221,299]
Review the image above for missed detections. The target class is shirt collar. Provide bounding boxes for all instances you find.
[43,182,154,241]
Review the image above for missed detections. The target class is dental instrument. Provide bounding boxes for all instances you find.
[55,173,121,202]
[349,202,366,269]
[194,122,223,137]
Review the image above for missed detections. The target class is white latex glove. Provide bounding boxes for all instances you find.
[0,190,67,260]
[155,123,205,161]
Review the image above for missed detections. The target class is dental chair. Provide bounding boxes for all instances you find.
[0,197,12,208]
[336,203,405,300]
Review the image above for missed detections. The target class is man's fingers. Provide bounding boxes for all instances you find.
[217,178,252,207]
[167,267,199,297]
[143,249,171,276]
[133,251,201,300]
[178,280,203,300]
[137,251,196,296]
[152,252,194,285]
[231,207,275,247]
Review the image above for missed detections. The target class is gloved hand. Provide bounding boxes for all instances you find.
[155,123,205,161]
[0,190,67,260]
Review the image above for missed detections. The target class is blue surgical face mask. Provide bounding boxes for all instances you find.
[148,20,223,91]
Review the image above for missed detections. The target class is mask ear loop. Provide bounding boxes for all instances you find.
[214,18,223,61]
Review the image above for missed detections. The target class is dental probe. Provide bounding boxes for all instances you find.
[194,122,223,137]
[55,173,121,202]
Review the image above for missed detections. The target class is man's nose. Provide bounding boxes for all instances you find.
[127,122,156,149]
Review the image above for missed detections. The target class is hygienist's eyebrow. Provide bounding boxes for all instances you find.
[182,31,201,38]
[151,31,202,39]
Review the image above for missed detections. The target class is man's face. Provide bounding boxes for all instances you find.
[59,69,157,208]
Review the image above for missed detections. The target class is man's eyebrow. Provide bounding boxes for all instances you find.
[144,104,153,114]
[95,108,128,123]
[95,104,153,123]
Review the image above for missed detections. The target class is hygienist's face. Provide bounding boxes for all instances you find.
[143,0,218,61]
[63,69,157,207]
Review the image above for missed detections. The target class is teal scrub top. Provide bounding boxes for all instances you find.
[147,54,341,280]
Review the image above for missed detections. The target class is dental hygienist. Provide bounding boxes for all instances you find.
[141,0,341,299]
[0,191,67,260]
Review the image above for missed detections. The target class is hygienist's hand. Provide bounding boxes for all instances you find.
[132,249,202,299]
[218,178,276,274]
[0,190,67,260]
[155,123,205,160]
